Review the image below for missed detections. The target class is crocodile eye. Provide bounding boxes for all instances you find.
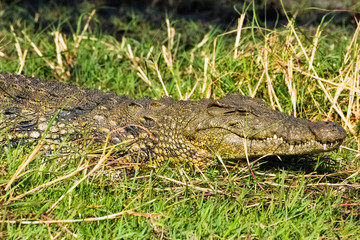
[224,109,247,115]
[128,102,143,108]
[207,103,248,116]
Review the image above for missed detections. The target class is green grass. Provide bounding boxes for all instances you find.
[1,1,360,239]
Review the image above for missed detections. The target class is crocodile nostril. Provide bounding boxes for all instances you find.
[309,121,347,142]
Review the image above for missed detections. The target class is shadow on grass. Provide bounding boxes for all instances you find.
[256,154,339,174]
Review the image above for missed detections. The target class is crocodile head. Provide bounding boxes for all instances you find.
[182,94,347,161]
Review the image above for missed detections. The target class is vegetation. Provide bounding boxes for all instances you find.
[1,1,359,239]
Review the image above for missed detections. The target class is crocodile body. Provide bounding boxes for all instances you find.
[0,73,347,167]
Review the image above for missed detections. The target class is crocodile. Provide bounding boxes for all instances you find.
[0,73,347,167]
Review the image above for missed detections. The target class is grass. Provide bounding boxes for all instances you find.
[1,1,360,239]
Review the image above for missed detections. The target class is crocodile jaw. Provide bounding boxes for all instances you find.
[187,129,345,159]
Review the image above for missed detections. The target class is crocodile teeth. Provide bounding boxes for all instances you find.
[323,144,327,150]
[289,145,294,151]
[273,134,277,139]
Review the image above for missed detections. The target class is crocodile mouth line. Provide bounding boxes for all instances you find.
[217,131,344,158]
[250,137,342,152]
[245,134,343,151]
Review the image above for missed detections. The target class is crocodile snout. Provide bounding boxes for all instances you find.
[308,121,347,143]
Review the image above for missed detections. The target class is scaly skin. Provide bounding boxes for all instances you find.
[0,73,347,167]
